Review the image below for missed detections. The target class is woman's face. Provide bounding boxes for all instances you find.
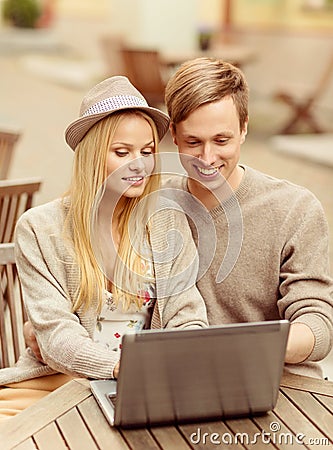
[105,114,155,199]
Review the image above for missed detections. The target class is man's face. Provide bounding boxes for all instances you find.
[171,97,248,197]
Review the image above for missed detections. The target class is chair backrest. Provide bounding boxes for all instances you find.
[0,130,21,179]
[0,177,42,244]
[0,242,27,368]
[120,48,166,107]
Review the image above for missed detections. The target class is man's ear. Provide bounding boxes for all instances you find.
[240,117,249,144]
[170,123,177,145]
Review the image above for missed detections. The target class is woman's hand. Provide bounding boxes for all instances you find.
[113,361,120,379]
[24,320,122,379]
[23,321,44,362]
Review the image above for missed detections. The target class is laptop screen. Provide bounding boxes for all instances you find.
[110,320,290,427]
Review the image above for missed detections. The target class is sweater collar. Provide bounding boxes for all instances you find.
[182,165,251,218]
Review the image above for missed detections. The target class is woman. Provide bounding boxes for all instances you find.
[0,76,208,418]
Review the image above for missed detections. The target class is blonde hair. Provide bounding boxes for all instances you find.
[64,110,160,313]
[165,57,249,132]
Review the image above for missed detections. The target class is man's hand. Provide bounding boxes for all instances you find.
[285,322,315,364]
[23,321,44,362]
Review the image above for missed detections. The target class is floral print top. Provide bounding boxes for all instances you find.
[93,258,156,353]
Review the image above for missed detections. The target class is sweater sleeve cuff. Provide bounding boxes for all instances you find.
[71,346,120,379]
[293,314,331,362]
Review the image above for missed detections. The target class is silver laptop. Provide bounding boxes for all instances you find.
[90,320,290,428]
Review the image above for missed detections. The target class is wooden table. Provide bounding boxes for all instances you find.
[161,44,257,70]
[1,372,333,449]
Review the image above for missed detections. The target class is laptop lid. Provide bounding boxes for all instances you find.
[91,320,290,428]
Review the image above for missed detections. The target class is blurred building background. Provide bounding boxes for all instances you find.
[0,0,333,374]
[1,0,332,195]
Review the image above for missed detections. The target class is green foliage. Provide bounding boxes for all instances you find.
[2,0,41,28]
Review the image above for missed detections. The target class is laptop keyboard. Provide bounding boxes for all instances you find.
[107,394,117,408]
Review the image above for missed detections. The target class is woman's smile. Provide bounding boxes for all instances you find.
[121,175,145,186]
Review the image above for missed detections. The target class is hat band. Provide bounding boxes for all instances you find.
[82,95,148,117]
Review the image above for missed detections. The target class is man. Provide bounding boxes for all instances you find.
[25,57,333,378]
[163,57,333,378]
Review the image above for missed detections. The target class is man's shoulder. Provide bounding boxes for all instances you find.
[247,166,318,202]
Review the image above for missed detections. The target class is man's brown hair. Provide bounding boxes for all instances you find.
[165,57,249,132]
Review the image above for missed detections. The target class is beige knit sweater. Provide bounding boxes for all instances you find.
[0,197,208,385]
[164,165,333,378]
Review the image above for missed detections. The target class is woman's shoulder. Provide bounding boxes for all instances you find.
[154,194,188,226]
[14,197,75,266]
[17,197,67,227]
[148,195,195,251]
[15,198,70,245]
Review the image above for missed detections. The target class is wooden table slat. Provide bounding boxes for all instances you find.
[0,380,91,450]
[120,428,161,450]
[314,392,333,414]
[274,390,330,449]
[282,387,333,442]
[12,440,37,450]
[56,407,99,450]
[33,422,68,450]
[150,426,193,450]
[78,396,130,450]
[280,373,333,396]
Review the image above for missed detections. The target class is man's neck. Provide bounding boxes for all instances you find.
[187,165,244,210]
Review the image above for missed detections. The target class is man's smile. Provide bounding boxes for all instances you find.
[193,164,224,178]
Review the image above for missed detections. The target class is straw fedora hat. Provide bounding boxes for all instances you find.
[65,76,170,150]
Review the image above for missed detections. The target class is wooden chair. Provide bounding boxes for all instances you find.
[0,129,21,179]
[275,52,333,134]
[0,242,27,368]
[0,177,42,244]
[120,47,166,107]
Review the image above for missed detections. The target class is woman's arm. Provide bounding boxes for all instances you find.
[15,205,119,379]
[23,321,43,362]
[150,203,209,329]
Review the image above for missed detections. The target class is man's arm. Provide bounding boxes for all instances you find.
[278,191,333,365]
[285,322,315,364]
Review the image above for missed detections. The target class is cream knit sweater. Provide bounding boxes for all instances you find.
[0,197,208,384]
